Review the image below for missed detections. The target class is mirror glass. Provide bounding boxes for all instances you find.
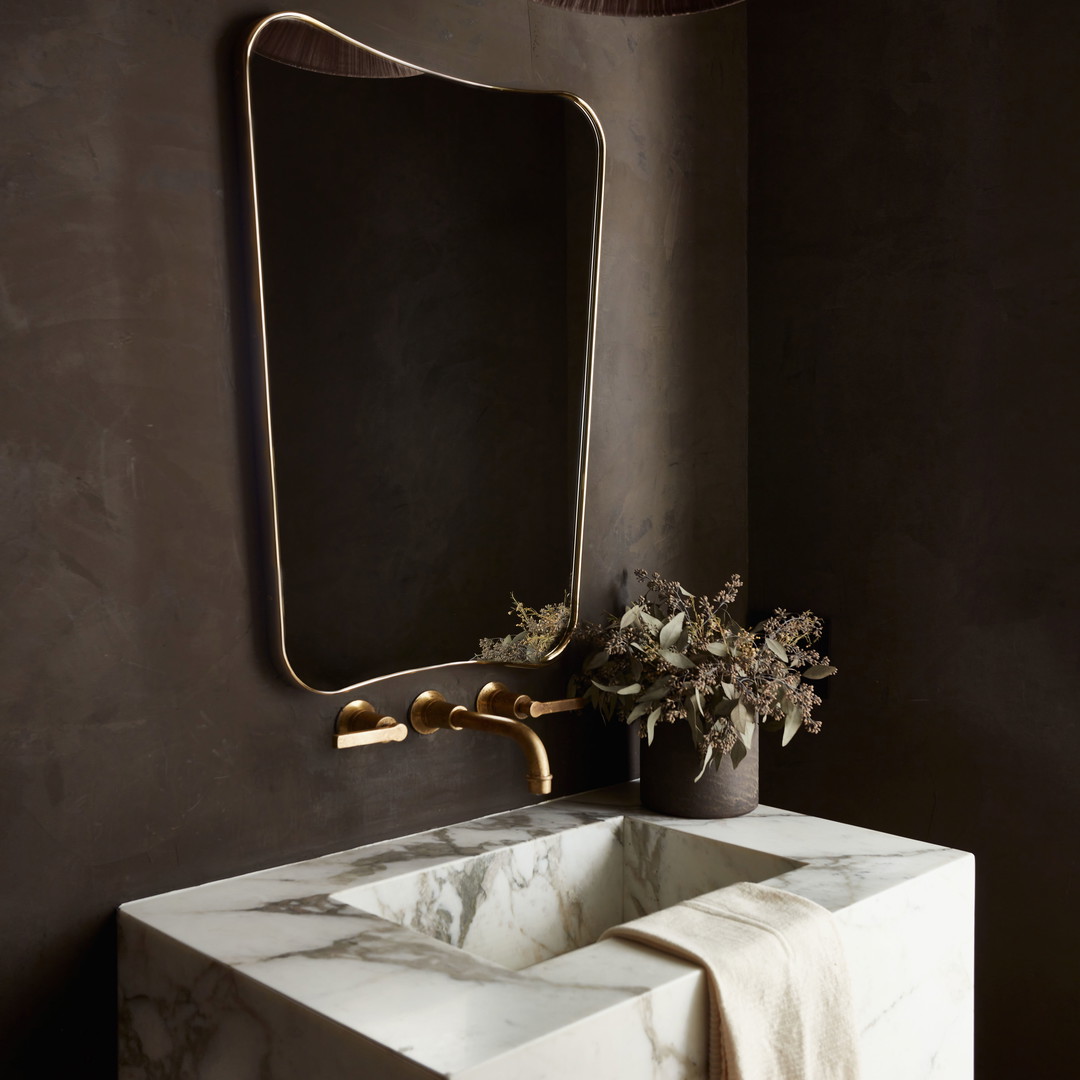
[244,16,603,693]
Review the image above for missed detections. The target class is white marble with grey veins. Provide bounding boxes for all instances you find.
[119,783,974,1079]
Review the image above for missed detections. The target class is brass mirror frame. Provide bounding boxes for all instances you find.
[242,12,606,694]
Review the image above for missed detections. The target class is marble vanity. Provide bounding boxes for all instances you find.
[118,783,973,1078]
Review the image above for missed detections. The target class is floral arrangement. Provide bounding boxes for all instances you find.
[578,570,836,779]
[475,595,571,664]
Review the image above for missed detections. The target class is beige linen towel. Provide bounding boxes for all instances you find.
[601,881,859,1080]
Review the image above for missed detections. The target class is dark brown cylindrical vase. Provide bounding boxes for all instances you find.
[639,721,759,818]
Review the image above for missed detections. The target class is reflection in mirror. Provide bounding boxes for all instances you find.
[244,16,603,693]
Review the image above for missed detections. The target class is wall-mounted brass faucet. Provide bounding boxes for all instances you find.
[475,681,585,721]
[409,691,553,795]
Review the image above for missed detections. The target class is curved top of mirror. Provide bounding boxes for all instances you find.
[243,14,605,693]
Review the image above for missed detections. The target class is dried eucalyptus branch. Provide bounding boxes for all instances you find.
[575,570,836,778]
[475,595,570,664]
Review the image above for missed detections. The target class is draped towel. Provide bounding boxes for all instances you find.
[601,882,860,1080]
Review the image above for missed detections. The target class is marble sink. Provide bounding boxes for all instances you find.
[332,817,800,971]
[118,783,974,1079]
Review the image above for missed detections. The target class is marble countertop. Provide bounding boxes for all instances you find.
[120,783,974,1079]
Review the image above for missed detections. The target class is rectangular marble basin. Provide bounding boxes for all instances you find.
[119,783,974,1080]
[333,817,800,970]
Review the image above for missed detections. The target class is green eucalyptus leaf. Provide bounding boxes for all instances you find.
[782,704,803,746]
[730,739,748,770]
[626,702,651,724]
[646,707,661,745]
[765,637,789,663]
[739,716,755,751]
[802,665,838,680]
[732,699,755,737]
[584,650,610,671]
[590,679,625,694]
[693,744,714,783]
[640,610,663,632]
[711,697,737,719]
[637,677,671,703]
[678,584,694,597]
[620,606,639,629]
[693,688,706,717]
[660,649,695,669]
[617,682,642,696]
[721,681,737,700]
[659,611,686,649]
[705,640,729,657]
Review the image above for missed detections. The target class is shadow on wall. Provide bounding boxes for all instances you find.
[747,2,1080,1077]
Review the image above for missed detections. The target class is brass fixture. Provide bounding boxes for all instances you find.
[334,701,408,748]
[409,690,553,795]
[476,681,585,721]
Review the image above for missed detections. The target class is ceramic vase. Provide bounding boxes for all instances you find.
[639,720,759,818]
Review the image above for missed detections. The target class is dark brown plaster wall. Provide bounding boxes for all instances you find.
[0,1,746,1074]
[748,2,1080,1077]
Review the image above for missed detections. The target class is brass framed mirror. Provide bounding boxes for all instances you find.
[243,13,604,693]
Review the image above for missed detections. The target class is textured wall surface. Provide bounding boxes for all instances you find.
[0,1,746,1074]
[747,3,1080,1077]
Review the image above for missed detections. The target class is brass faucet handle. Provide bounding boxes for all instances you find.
[476,682,585,720]
[527,695,586,717]
[409,690,468,734]
[334,701,408,748]
[475,682,530,719]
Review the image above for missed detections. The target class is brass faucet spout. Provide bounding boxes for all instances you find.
[452,710,553,795]
[409,691,553,795]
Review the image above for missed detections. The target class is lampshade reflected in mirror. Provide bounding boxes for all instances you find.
[250,16,421,77]
[528,0,742,15]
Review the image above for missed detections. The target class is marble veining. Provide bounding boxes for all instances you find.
[119,783,974,1079]
[335,816,801,970]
